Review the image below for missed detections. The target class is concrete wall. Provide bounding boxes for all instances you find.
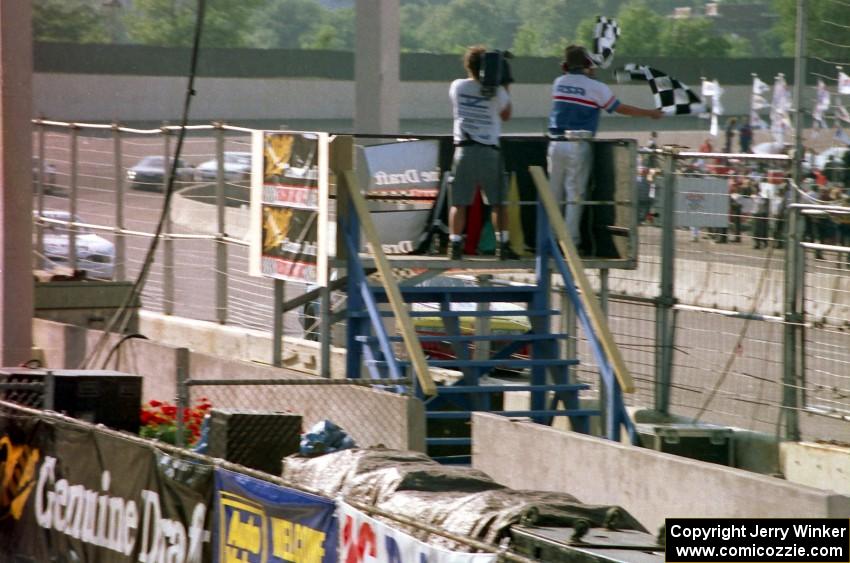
[472,413,850,531]
[32,317,426,452]
[781,441,850,496]
[32,42,821,125]
[32,73,763,125]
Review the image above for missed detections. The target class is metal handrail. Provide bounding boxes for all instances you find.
[342,170,436,396]
[529,166,635,394]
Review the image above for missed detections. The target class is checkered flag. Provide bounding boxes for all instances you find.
[616,64,705,115]
[591,16,619,69]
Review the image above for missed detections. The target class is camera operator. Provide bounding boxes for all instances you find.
[548,45,662,249]
[447,45,518,260]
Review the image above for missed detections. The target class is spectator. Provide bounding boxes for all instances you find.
[802,178,819,243]
[728,182,743,243]
[645,131,659,170]
[843,148,850,189]
[752,188,770,249]
[815,186,837,259]
[724,117,737,153]
[824,155,843,184]
[636,166,654,224]
[771,183,790,248]
[738,117,753,153]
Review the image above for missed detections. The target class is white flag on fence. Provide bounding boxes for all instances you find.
[753,75,770,95]
[770,74,792,144]
[813,79,831,129]
[839,69,850,95]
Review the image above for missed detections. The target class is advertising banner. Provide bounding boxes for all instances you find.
[251,131,330,285]
[354,139,442,255]
[0,413,214,562]
[338,502,496,563]
[675,176,730,228]
[214,468,337,563]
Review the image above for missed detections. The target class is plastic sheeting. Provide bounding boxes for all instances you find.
[282,447,646,551]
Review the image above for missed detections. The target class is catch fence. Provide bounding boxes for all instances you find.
[31,120,850,442]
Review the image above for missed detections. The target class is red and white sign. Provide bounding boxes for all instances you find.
[338,502,497,563]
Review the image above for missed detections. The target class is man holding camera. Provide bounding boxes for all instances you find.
[447,45,518,260]
[549,45,662,248]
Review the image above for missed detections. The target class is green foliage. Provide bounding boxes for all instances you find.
[659,17,731,57]
[304,7,354,50]
[772,0,850,60]
[124,0,264,47]
[404,0,516,53]
[725,34,754,58]
[33,0,795,61]
[34,0,110,43]
[615,1,665,57]
[246,0,323,49]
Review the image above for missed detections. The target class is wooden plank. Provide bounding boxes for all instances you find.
[529,166,636,393]
[342,171,437,396]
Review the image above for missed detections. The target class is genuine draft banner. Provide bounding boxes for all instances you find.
[0,412,214,562]
[214,468,337,563]
[338,502,496,563]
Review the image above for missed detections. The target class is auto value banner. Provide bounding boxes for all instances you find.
[338,502,497,563]
[0,412,214,562]
[213,468,337,563]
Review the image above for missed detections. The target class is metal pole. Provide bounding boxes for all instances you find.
[113,123,126,281]
[42,370,54,412]
[783,207,803,441]
[783,0,807,441]
[272,279,284,367]
[319,286,331,377]
[654,151,678,415]
[599,269,609,315]
[35,120,45,268]
[215,123,228,324]
[474,274,493,360]
[599,268,610,432]
[163,127,175,315]
[69,125,79,271]
[175,347,189,448]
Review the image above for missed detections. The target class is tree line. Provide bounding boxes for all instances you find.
[33,0,848,61]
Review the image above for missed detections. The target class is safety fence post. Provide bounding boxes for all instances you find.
[215,123,228,324]
[654,150,678,415]
[113,122,126,281]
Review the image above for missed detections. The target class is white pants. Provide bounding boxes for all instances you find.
[548,140,592,246]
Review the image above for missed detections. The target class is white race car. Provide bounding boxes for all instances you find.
[34,210,115,280]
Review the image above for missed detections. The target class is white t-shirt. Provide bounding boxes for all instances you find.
[449,78,510,146]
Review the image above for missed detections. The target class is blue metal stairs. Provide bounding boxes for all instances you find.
[340,168,636,464]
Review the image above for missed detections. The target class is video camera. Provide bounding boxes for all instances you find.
[479,50,514,98]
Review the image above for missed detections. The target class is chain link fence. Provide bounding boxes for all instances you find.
[32,121,850,442]
[180,376,416,451]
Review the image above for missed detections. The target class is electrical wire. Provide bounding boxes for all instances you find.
[80,0,207,369]
[692,213,779,422]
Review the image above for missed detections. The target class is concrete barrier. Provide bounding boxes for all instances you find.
[32,317,426,452]
[781,441,850,496]
[472,413,850,531]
